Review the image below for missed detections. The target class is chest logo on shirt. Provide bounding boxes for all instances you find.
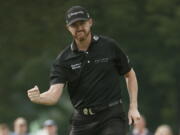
[71,63,82,70]
[94,58,109,63]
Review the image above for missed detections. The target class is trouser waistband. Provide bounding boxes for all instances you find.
[76,99,122,116]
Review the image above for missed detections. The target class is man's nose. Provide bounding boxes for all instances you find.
[77,24,83,30]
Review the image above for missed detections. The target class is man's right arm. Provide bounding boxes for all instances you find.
[27,83,64,105]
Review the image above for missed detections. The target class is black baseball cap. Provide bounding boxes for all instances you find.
[65,6,90,26]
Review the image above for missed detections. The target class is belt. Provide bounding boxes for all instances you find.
[77,99,122,116]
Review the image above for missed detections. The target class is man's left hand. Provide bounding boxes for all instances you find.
[128,107,141,125]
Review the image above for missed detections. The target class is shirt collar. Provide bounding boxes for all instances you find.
[70,34,100,52]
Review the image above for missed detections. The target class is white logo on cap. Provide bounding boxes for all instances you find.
[68,11,84,18]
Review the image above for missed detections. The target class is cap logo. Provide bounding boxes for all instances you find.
[68,11,84,18]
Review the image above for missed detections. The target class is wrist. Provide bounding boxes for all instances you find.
[37,95,42,104]
[129,103,138,109]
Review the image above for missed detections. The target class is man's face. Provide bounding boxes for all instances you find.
[0,127,9,135]
[67,19,93,41]
[14,121,27,134]
[44,125,57,135]
[134,117,146,130]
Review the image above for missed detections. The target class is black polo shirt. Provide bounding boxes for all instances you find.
[50,35,132,109]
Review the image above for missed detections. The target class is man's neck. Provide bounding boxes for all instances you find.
[75,33,92,51]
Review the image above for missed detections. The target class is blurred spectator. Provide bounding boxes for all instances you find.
[13,117,29,135]
[129,116,153,135]
[0,123,10,135]
[155,125,173,135]
[36,119,58,135]
[43,120,58,135]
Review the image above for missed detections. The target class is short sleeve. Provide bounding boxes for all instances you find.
[113,42,132,75]
[50,58,68,85]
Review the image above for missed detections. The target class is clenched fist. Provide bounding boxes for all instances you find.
[27,85,41,103]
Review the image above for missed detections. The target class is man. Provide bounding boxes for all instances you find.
[43,120,58,135]
[36,119,58,135]
[27,5,141,135]
[155,125,173,135]
[13,117,29,135]
[129,116,153,135]
[0,124,10,135]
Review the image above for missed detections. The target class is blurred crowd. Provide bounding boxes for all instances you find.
[0,117,58,135]
[0,116,179,135]
[128,115,177,135]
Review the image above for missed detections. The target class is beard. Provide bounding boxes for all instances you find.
[73,29,91,41]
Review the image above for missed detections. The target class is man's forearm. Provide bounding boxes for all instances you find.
[125,69,138,109]
[28,84,64,105]
[124,69,141,125]
[38,89,61,105]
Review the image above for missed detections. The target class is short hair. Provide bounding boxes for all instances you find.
[14,117,27,126]
[155,125,173,135]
